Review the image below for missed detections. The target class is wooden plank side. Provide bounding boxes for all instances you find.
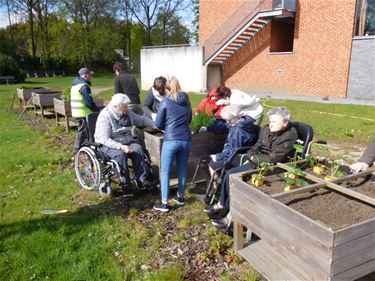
[332,248,375,276]
[334,218,375,246]
[332,259,375,281]
[238,240,311,281]
[231,174,333,246]
[230,203,330,281]
[333,232,375,261]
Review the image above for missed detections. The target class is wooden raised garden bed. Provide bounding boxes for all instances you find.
[230,162,375,281]
[144,131,226,181]
[53,98,104,132]
[32,90,62,118]
[17,87,51,108]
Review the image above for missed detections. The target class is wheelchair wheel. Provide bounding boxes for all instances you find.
[98,182,112,197]
[74,147,101,190]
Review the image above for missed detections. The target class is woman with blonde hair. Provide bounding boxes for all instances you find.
[153,76,192,212]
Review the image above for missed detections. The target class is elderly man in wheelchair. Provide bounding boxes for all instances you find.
[74,93,155,196]
[94,93,156,194]
[204,107,301,231]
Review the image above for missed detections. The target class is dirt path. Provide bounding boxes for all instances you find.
[92,86,113,95]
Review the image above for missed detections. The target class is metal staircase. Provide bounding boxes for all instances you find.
[203,0,296,65]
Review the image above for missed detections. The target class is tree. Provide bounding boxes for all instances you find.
[191,0,198,43]
[124,0,162,45]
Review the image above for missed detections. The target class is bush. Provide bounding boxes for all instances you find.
[0,53,26,82]
[61,87,71,101]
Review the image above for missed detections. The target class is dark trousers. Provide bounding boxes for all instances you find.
[99,143,146,185]
[73,118,87,154]
[220,163,253,209]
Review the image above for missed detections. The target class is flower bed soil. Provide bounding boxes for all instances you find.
[245,168,375,230]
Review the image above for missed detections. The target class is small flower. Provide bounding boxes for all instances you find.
[296,139,304,144]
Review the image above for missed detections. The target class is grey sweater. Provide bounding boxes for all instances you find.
[95,105,155,150]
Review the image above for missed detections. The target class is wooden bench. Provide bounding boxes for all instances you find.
[0,76,17,84]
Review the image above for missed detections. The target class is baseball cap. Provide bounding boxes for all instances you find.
[78,68,94,76]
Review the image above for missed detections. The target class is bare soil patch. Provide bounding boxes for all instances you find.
[244,168,375,230]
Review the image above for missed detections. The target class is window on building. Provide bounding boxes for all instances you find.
[354,0,375,36]
[270,18,295,53]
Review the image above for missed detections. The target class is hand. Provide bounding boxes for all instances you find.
[349,162,369,173]
[151,113,157,121]
[121,145,132,154]
[216,99,230,106]
[199,126,207,133]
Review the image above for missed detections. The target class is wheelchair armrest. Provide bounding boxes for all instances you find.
[315,139,327,145]
[86,141,103,147]
[222,146,251,170]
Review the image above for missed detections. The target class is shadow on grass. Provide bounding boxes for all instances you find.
[0,190,160,243]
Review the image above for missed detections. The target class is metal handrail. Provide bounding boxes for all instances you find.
[202,0,296,62]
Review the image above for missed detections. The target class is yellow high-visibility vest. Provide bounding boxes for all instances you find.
[70,83,92,118]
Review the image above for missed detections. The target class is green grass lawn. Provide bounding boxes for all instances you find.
[0,76,374,280]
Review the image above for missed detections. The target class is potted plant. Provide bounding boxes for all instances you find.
[190,111,215,134]
[324,159,345,181]
[284,140,308,191]
[251,161,273,187]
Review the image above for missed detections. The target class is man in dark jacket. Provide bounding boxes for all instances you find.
[71,68,100,154]
[204,107,298,222]
[113,62,142,115]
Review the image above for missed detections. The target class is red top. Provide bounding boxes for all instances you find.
[194,88,227,119]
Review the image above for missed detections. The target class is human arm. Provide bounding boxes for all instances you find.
[350,136,375,172]
[80,85,99,111]
[94,110,123,150]
[128,109,155,128]
[155,100,166,130]
[143,88,154,109]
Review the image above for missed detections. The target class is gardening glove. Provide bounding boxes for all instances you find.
[349,162,369,173]
[151,113,157,121]
[216,99,230,106]
[199,126,207,133]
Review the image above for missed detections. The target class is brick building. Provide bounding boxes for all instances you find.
[199,0,375,100]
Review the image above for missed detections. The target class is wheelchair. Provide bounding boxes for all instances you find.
[74,112,155,196]
[200,121,325,206]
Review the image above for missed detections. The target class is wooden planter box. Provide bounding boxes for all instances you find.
[17,88,51,107]
[230,167,375,281]
[32,91,62,118]
[53,98,104,132]
[144,131,226,181]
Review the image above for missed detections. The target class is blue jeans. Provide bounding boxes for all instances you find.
[160,140,191,203]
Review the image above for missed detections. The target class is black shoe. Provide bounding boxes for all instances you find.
[153,202,170,213]
[137,179,152,190]
[204,203,226,215]
[211,217,230,227]
[121,184,137,194]
[172,196,185,206]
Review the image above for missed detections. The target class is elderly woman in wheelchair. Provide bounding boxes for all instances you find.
[204,107,299,231]
[93,93,156,194]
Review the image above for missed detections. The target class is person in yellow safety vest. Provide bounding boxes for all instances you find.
[71,68,100,155]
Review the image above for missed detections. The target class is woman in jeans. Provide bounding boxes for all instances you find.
[153,76,192,212]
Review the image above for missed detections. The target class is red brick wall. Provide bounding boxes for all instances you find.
[200,0,357,98]
[199,0,243,44]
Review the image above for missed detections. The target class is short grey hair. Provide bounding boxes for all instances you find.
[220,105,241,121]
[267,106,291,121]
[110,93,131,106]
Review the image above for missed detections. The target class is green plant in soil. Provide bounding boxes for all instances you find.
[251,161,274,181]
[326,159,345,178]
[284,140,308,187]
[60,86,71,101]
[189,111,214,134]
